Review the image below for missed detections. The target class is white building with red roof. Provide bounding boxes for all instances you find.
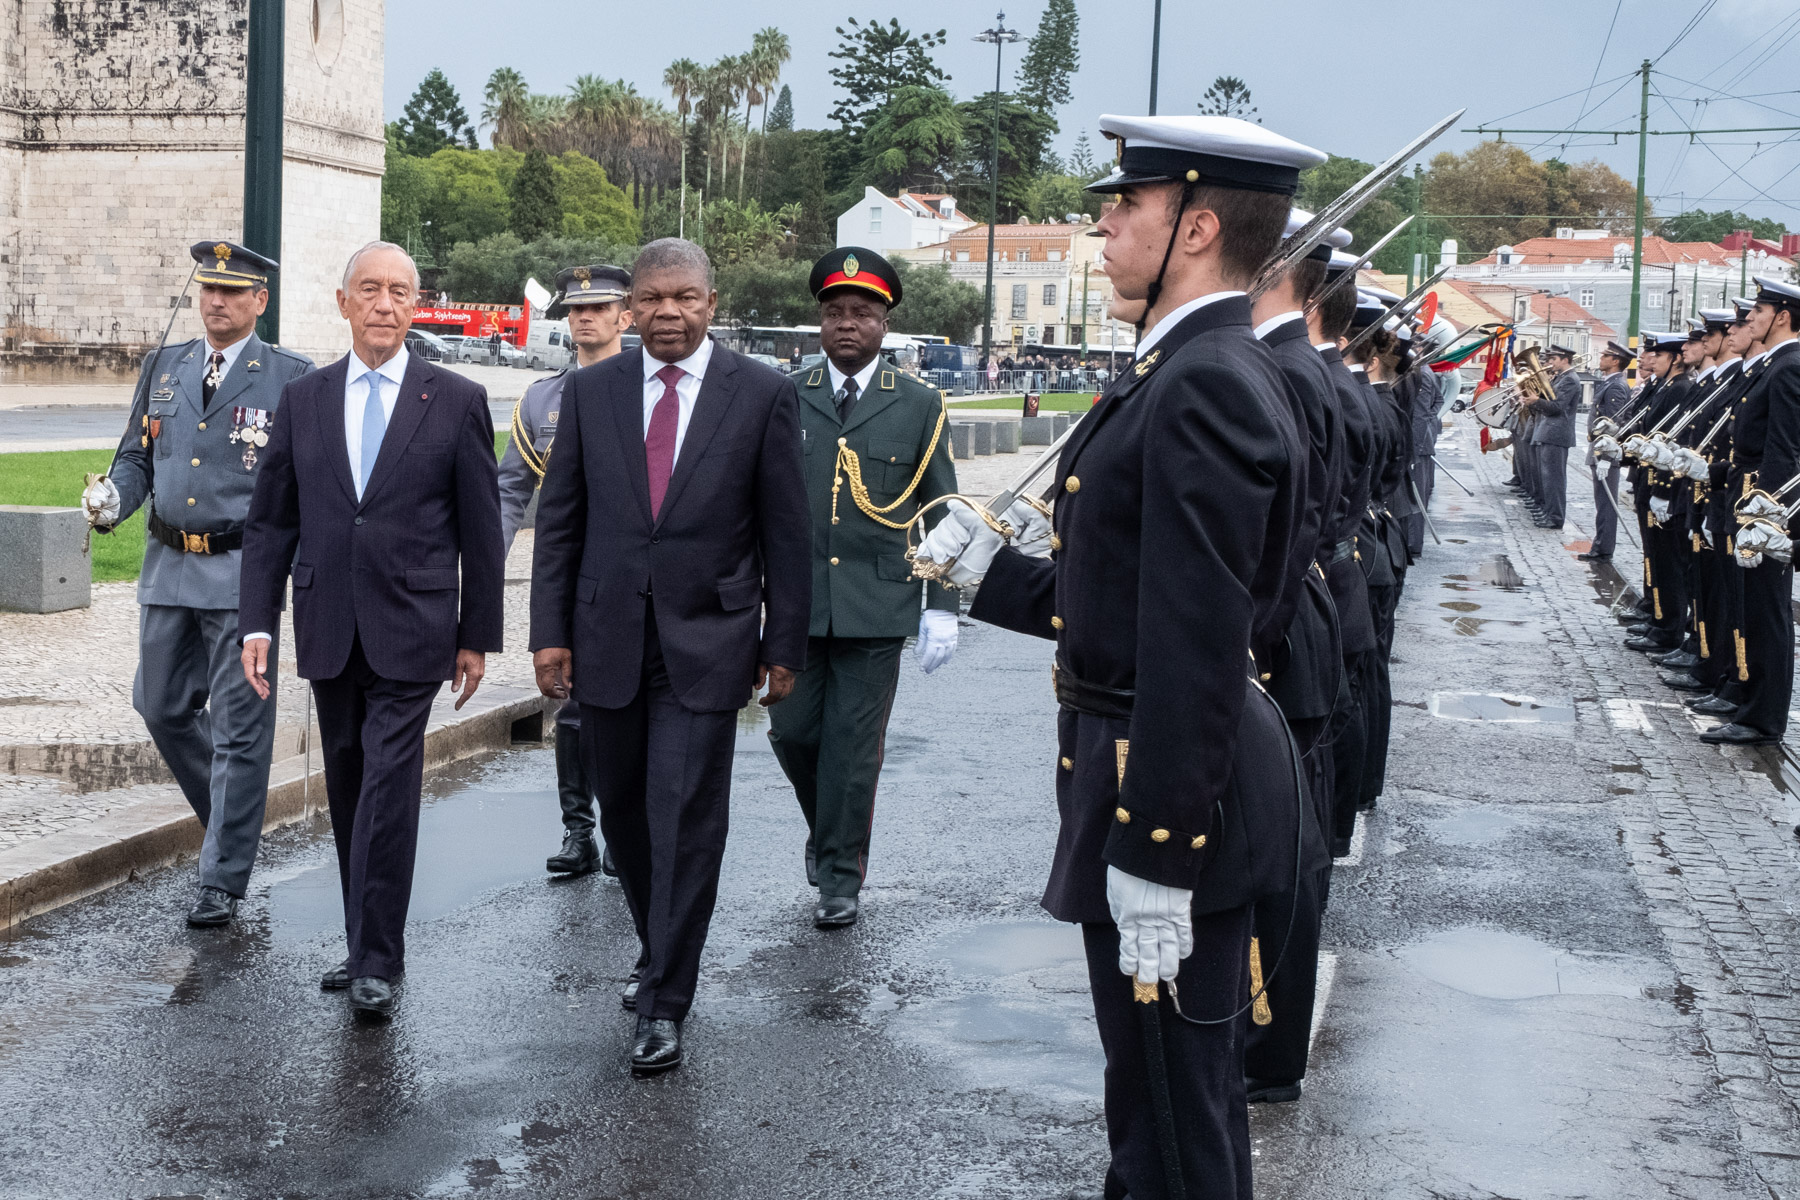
[835,188,975,253]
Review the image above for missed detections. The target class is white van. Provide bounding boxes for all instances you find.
[521,277,572,370]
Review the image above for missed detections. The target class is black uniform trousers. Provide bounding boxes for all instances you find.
[1328,660,1368,848]
[1591,460,1621,555]
[767,635,905,899]
[1084,906,1255,1200]
[1643,522,1690,645]
[1705,544,1750,703]
[1732,557,1795,737]
[311,635,441,982]
[554,697,596,833]
[1534,444,1569,527]
[580,608,737,1023]
[1359,579,1403,809]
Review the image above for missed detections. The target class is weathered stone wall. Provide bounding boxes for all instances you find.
[2,0,383,373]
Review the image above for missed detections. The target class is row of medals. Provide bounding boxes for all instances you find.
[230,408,270,471]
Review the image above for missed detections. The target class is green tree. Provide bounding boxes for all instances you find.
[1068,132,1100,180]
[1016,0,1079,112]
[715,256,815,325]
[1020,173,1098,224]
[768,85,794,132]
[398,68,477,155]
[828,17,949,139]
[1297,154,1411,273]
[1197,76,1258,123]
[380,133,434,253]
[859,84,963,193]
[509,147,561,240]
[481,67,530,149]
[1658,208,1785,243]
[890,261,986,343]
[551,152,640,243]
[953,92,1057,223]
[1422,141,1639,257]
[417,147,511,262]
[444,233,640,304]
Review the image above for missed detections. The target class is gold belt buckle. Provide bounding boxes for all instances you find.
[183,531,210,554]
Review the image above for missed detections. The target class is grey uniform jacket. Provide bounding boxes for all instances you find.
[1530,369,1582,448]
[498,369,568,554]
[1588,371,1630,435]
[108,333,314,609]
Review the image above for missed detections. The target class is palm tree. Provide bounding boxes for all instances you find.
[698,56,740,200]
[750,28,790,200]
[664,58,702,238]
[482,67,530,149]
[521,93,568,151]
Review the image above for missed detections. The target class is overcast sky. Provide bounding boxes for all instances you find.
[383,0,1800,229]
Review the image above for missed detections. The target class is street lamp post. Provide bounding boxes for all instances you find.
[974,13,1022,375]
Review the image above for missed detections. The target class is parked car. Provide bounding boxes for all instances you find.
[404,329,450,362]
[747,353,784,371]
[497,340,528,368]
[440,335,497,366]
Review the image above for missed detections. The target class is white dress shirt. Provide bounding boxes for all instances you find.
[1253,310,1305,341]
[826,356,881,408]
[345,346,409,498]
[642,336,714,460]
[1136,290,1245,360]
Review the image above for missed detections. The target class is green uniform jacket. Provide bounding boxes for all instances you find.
[793,362,959,637]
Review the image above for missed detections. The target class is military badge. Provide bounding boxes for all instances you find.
[546,410,559,425]
[1133,349,1161,377]
[149,417,162,439]
[843,254,860,278]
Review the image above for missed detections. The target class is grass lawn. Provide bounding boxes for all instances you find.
[947,392,1101,412]
[0,433,515,584]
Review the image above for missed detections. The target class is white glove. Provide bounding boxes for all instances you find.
[81,474,120,528]
[1670,447,1706,480]
[1106,865,1194,985]
[915,608,959,674]
[1767,530,1795,564]
[1649,496,1671,523]
[1622,435,1650,461]
[1738,490,1787,522]
[1001,499,1054,557]
[1593,435,1621,464]
[915,500,1004,588]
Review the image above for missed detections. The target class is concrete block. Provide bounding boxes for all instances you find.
[972,421,995,455]
[993,420,1021,453]
[1021,415,1056,445]
[0,506,91,613]
[950,422,973,459]
[1053,413,1072,437]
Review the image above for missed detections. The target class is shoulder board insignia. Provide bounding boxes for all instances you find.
[1133,349,1161,377]
[806,368,824,387]
[246,359,260,368]
[880,370,895,390]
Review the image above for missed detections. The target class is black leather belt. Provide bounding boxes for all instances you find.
[148,511,243,554]
[1052,658,1134,720]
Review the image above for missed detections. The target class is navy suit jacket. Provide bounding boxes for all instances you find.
[528,342,811,713]
[238,353,505,682]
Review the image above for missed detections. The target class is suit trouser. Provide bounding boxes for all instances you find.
[1708,542,1750,703]
[1084,907,1254,1200]
[554,697,596,833]
[1591,460,1621,554]
[311,636,439,981]
[581,609,736,1023]
[1646,517,1691,643]
[1328,657,1368,846]
[1534,444,1569,526]
[767,635,905,898]
[1733,557,1794,737]
[133,604,279,898]
[1360,580,1401,808]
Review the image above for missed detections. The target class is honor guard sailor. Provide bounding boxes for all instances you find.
[917,113,1322,1200]
[499,263,633,880]
[768,248,961,929]
[81,240,313,928]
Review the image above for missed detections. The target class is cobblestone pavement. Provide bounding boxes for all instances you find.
[1463,426,1800,1193]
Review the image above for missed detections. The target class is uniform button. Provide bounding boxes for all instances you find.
[1060,757,1073,770]
[830,557,840,565]
[1064,476,1080,493]
[1115,807,1130,824]
[354,516,365,526]
[651,536,660,544]
[197,422,206,430]
[190,458,200,466]
[1050,615,1064,630]
[1151,828,1170,843]
[1191,834,1207,849]
[186,497,196,506]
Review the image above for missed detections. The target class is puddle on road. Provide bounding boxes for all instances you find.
[1429,692,1574,723]
[1428,808,1524,846]
[1440,600,1482,613]
[1442,556,1526,592]
[1397,928,1667,1001]
[1441,616,1537,641]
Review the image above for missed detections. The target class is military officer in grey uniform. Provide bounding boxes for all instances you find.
[81,240,313,927]
[768,248,965,930]
[1528,345,1581,530]
[498,263,633,877]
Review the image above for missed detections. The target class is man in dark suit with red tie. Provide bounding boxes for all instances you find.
[238,241,505,1019]
[529,238,810,1075]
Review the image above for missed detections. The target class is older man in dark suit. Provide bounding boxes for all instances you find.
[530,238,810,1075]
[238,241,504,1019]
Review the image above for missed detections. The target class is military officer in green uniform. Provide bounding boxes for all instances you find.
[768,248,960,929]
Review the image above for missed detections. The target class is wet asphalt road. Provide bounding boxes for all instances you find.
[0,427,1780,1198]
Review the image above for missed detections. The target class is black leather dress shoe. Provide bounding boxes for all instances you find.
[321,961,351,990]
[1624,623,1653,637]
[1246,1076,1303,1104]
[348,976,394,1018]
[601,842,618,878]
[804,837,818,888]
[621,969,641,1011]
[1624,635,1680,653]
[1688,695,1738,715]
[185,885,238,928]
[1651,650,1699,669]
[1700,722,1777,745]
[546,830,600,875]
[815,895,859,929]
[1577,551,1612,561]
[1659,671,1709,691]
[631,1016,683,1075]
[1534,520,1564,530]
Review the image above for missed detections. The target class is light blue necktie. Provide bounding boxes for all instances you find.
[358,369,387,498]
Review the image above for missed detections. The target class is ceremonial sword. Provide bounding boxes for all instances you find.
[1301,215,1415,316]
[1340,265,1453,359]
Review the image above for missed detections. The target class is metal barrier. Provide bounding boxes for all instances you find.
[926,368,1122,396]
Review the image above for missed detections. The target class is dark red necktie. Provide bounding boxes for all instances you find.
[646,363,684,517]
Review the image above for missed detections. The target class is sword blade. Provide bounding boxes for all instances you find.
[1303,215,1414,316]
[1342,266,1451,358]
[986,421,1080,516]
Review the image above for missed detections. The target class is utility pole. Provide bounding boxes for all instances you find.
[243,0,284,343]
[1080,262,1090,356]
[974,14,1022,371]
[1626,58,1650,365]
[1148,0,1163,115]
[1408,163,1423,291]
